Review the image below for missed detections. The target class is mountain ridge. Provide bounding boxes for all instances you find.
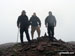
[0,36,75,56]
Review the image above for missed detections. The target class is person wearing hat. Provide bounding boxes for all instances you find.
[17,10,31,43]
[45,11,56,41]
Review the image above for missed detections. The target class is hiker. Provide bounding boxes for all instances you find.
[17,10,31,43]
[30,13,41,40]
[45,11,56,41]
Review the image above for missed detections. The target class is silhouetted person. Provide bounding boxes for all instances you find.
[45,11,56,41]
[30,13,41,40]
[17,10,30,43]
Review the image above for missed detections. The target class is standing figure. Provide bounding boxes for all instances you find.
[30,13,41,40]
[45,11,56,41]
[17,10,30,43]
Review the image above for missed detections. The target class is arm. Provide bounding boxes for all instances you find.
[37,17,41,27]
[54,16,57,27]
[45,16,48,26]
[17,16,20,28]
[29,17,32,25]
[45,16,49,27]
[26,16,30,27]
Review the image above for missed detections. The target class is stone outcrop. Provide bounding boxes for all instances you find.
[0,36,75,56]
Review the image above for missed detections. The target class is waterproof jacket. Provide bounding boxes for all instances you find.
[45,15,56,27]
[17,15,30,28]
[30,16,41,27]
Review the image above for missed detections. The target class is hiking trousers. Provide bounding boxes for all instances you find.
[20,27,30,43]
[31,26,40,40]
[47,26,54,38]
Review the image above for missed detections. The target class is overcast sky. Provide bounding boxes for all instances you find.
[0,0,75,44]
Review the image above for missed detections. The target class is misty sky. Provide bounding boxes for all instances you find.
[0,0,75,44]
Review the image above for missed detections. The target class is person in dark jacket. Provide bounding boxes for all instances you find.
[17,10,30,43]
[30,13,41,40]
[45,11,56,41]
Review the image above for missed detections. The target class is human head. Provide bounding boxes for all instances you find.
[21,10,26,16]
[33,12,36,16]
[49,11,52,16]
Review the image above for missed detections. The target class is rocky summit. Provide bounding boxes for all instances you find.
[0,36,75,56]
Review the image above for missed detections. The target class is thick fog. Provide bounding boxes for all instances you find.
[0,0,75,44]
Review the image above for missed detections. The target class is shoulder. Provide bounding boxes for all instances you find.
[46,16,49,19]
[18,15,21,19]
[36,16,40,21]
[19,15,21,17]
[25,15,28,18]
[36,16,39,19]
[30,16,33,19]
[52,15,55,18]
[52,15,55,17]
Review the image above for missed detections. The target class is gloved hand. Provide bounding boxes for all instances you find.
[45,23,48,28]
[54,23,56,27]
[17,25,20,28]
[38,25,41,28]
[17,24,20,28]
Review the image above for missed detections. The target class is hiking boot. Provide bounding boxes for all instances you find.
[21,43,24,46]
[28,40,32,45]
